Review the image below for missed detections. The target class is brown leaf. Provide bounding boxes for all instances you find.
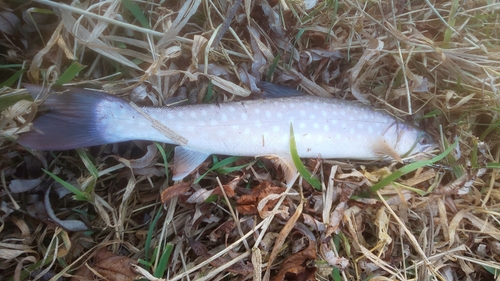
[273,238,317,281]
[209,220,236,242]
[212,183,237,198]
[161,181,192,203]
[71,249,137,281]
[264,201,304,280]
[236,181,286,215]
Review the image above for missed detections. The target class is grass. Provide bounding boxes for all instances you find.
[1,0,500,280]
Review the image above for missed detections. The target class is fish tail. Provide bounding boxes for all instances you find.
[18,85,127,150]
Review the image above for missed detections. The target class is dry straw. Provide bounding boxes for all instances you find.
[1,0,500,280]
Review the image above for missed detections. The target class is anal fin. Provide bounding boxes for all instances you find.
[173,147,210,181]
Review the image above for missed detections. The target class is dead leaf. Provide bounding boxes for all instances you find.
[209,220,236,242]
[212,181,237,198]
[273,237,317,281]
[161,181,192,203]
[320,243,349,268]
[236,181,286,215]
[0,10,19,35]
[186,188,213,204]
[8,177,42,193]
[71,248,138,281]
[264,201,304,280]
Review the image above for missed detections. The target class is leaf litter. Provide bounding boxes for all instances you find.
[1,0,500,280]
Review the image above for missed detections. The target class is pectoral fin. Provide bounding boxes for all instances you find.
[173,147,210,181]
[372,137,403,163]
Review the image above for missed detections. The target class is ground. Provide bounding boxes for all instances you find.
[1,0,500,280]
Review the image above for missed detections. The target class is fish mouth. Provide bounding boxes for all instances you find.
[405,143,440,161]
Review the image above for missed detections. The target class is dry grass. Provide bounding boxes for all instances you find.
[1,0,500,280]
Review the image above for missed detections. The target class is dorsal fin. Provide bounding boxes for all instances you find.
[257,81,305,99]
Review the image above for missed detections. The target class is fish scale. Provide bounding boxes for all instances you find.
[18,84,437,181]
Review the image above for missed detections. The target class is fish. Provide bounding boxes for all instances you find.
[17,83,437,181]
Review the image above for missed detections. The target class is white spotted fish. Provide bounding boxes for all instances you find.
[18,83,437,181]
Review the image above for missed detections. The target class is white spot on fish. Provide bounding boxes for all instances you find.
[299,122,306,129]
[219,130,226,136]
[265,111,271,118]
[241,113,248,120]
[178,111,184,117]
[254,108,261,114]
[313,123,319,129]
[277,113,283,119]
[210,120,218,126]
[167,113,175,120]
[310,114,316,119]
[357,123,363,129]
[244,128,251,135]
[331,119,338,125]
[221,114,228,122]
[299,110,306,116]
[229,106,235,112]
[368,127,374,133]
[232,125,240,131]
[273,125,280,132]
[201,110,207,116]
[256,122,262,128]
[190,112,197,118]
[335,134,342,140]
[349,128,355,135]
[187,126,195,132]
[323,124,329,132]
[313,104,319,109]
[340,110,346,116]
[321,111,327,117]
[290,103,296,108]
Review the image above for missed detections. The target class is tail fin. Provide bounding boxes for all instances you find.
[18,85,120,150]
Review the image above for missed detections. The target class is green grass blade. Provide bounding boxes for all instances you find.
[289,123,322,190]
[0,68,25,88]
[145,208,163,261]
[266,53,281,81]
[215,161,254,174]
[55,61,86,86]
[76,148,98,181]
[154,143,171,181]
[121,0,151,29]
[42,169,89,201]
[369,140,457,193]
[194,156,242,184]
[0,92,32,111]
[204,80,214,103]
[154,244,173,277]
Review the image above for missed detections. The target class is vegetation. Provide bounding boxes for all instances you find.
[1,0,499,280]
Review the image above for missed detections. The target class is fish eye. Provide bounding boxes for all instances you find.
[420,134,430,145]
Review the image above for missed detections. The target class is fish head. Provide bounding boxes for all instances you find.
[393,124,438,160]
